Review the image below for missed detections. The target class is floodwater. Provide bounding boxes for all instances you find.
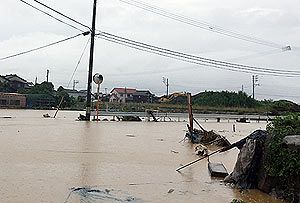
[0,109,284,203]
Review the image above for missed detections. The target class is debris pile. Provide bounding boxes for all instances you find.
[186,128,230,147]
[223,125,300,203]
[224,130,267,189]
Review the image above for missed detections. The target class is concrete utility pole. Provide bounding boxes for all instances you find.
[252,75,259,99]
[73,80,79,90]
[46,69,49,82]
[163,77,169,97]
[85,0,97,121]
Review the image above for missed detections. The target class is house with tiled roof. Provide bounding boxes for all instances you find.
[4,74,33,91]
[109,87,136,103]
[109,88,154,103]
[0,75,9,84]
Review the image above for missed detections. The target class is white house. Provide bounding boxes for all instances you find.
[109,88,136,103]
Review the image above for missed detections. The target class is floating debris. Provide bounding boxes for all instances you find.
[171,150,179,154]
[126,134,136,138]
[65,187,143,203]
[184,93,231,147]
[43,113,51,118]
[1,116,12,119]
[208,162,229,178]
[195,144,208,156]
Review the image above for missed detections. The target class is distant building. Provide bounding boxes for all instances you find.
[109,88,154,103]
[133,90,154,103]
[0,92,26,108]
[65,89,87,101]
[4,74,33,92]
[26,94,56,108]
[0,76,9,84]
[109,88,136,103]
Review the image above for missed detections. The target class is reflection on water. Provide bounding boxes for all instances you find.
[0,110,283,203]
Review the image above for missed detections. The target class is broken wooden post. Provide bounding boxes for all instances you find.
[187,93,193,133]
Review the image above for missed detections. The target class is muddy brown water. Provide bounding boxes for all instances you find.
[0,109,284,203]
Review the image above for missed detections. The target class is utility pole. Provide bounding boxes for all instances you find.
[85,0,97,121]
[46,69,49,82]
[162,77,169,97]
[73,80,79,90]
[252,75,259,99]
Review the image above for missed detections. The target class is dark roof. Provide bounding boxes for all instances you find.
[133,90,152,96]
[111,88,136,94]
[0,75,9,83]
[5,74,28,84]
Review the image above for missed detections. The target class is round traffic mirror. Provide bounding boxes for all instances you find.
[93,73,103,84]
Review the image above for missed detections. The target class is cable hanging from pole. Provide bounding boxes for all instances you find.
[19,0,85,32]
[0,32,90,61]
[53,37,91,118]
[32,0,91,31]
[96,32,300,77]
[99,32,300,74]
[98,35,298,77]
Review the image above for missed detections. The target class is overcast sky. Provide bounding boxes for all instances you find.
[0,0,300,103]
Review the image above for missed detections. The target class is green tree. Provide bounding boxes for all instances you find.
[56,86,73,108]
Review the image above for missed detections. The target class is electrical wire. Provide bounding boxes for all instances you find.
[100,32,300,75]
[98,34,300,77]
[96,32,300,76]
[119,0,285,49]
[19,0,85,32]
[0,32,89,61]
[32,0,91,30]
[53,37,90,118]
[66,37,91,88]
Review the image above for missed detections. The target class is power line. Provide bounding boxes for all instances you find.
[66,37,91,88]
[53,36,91,119]
[96,32,300,77]
[119,0,286,49]
[100,32,300,75]
[98,35,298,77]
[0,32,89,61]
[32,0,91,30]
[19,0,85,32]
